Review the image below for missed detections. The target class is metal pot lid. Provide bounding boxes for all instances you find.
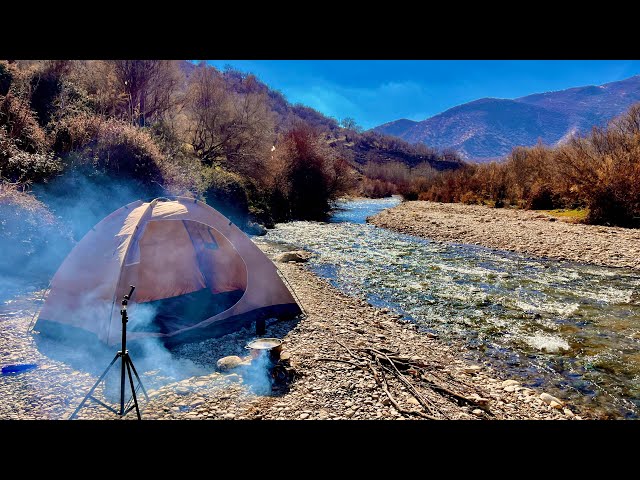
[246,338,283,350]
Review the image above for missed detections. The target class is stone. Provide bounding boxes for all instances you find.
[299,413,310,419]
[549,401,563,410]
[502,380,519,387]
[504,385,516,393]
[467,394,490,406]
[472,409,484,416]
[175,386,191,396]
[279,351,291,362]
[464,365,482,374]
[276,251,310,263]
[223,413,235,419]
[563,408,575,418]
[540,392,564,406]
[217,356,243,372]
[225,374,241,383]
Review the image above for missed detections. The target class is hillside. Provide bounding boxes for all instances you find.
[374,75,640,161]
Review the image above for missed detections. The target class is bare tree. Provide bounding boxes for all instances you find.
[111,60,184,127]
[184,63,274,177]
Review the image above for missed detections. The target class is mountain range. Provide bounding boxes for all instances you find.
[373,75,640,162]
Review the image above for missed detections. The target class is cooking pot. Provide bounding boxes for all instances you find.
[245,338,283,361]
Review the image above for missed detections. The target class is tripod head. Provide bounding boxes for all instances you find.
[120,285,135,325]
[122,285,136,306]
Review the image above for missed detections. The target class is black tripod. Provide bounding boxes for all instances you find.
[70,285,149,420]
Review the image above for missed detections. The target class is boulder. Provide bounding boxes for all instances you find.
[276,251,310,263]
[245,221,267,236]
[217,355,243,372]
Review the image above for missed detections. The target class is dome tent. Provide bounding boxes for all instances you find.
[34,197,302,347]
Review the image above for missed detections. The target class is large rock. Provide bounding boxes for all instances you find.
[276,251,310,263]
[217,356,243,372]
[245,221,267,236]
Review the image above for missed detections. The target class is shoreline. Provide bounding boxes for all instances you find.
[0,241,584,420]
[368,201,640,271]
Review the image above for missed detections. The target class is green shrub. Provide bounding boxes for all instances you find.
[202,167,250,225]
[1,150,63,184]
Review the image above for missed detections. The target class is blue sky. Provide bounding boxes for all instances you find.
[205,60,640,130]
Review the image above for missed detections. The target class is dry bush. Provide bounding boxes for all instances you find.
[0,93,48,153]
[266,124,353,221]
[361,160,437,200]
[53,113,164,183]
[360,177,397,198]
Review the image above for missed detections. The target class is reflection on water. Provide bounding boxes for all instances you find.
[262,197,640,418]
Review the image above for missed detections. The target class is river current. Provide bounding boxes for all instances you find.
[261,197,640,418]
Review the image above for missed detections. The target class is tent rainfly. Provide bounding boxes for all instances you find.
[35,197,302,346]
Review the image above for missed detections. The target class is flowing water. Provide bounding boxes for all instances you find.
[262,197,640,418]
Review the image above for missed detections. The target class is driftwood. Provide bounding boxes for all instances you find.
[317,341,490,420]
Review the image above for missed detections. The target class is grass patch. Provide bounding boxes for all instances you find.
[541,208,589,222]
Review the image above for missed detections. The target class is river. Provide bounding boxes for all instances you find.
[259,196,640,419]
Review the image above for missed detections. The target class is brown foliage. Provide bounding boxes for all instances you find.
[265,125,355,220]
[0,93,48,153]
[415,103,640,226]
[361,160,437,200]
[53,113,164,183]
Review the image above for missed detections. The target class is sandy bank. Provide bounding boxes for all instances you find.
[369,201,640,270]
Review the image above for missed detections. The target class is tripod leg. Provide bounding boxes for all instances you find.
[120,349,127,416]
[69,353,120,420]
[127,355,149,400]
[125,357,142,420]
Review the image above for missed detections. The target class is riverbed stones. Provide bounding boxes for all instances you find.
[369,200,640,270]
[0,239,588,421]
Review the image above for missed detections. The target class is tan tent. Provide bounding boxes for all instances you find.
[35,197,301,346]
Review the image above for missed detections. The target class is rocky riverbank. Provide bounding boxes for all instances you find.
[0,241,587,420]
[369,201,640,270]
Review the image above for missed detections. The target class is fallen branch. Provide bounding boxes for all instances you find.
[316,341,489,420]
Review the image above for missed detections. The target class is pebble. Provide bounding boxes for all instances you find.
[464,365,482,374]
[502,380,519,387]
[549,401,563,410]
[540,392,564,406]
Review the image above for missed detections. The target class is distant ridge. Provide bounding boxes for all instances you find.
[374,75,640,162]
